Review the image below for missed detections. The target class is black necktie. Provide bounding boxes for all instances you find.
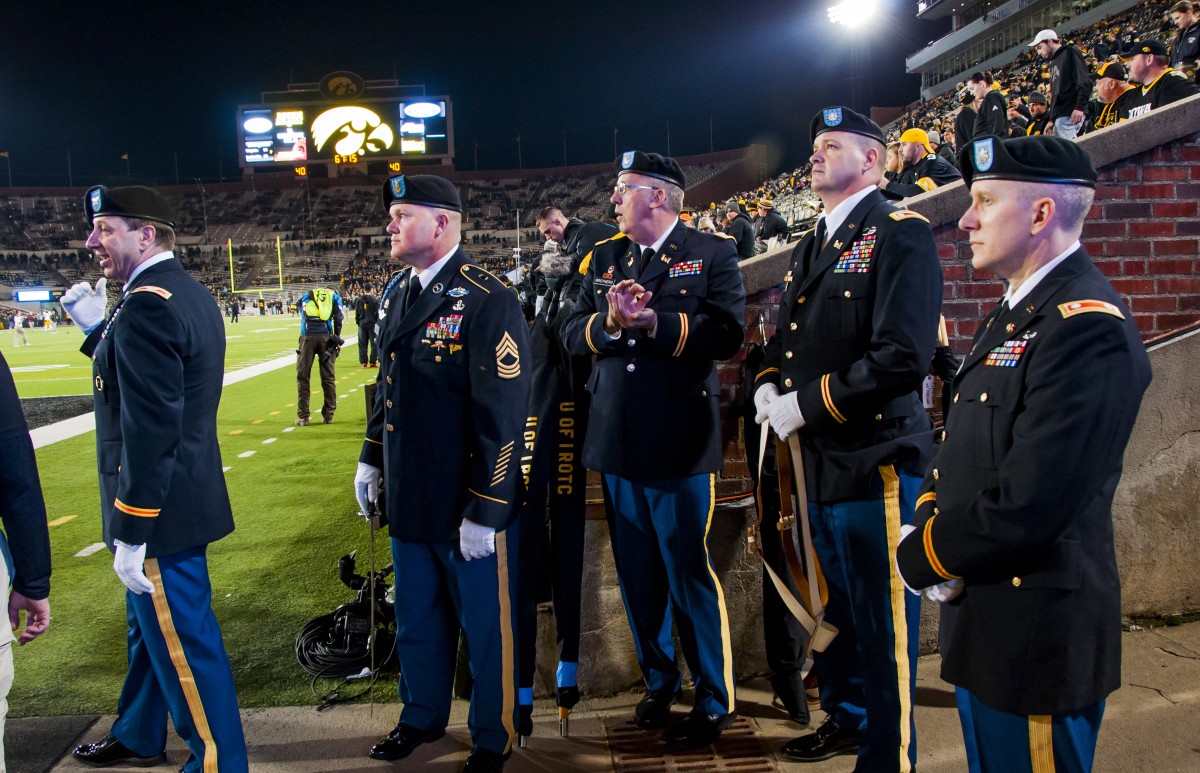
[803,220,826,277]
[640,247,654,276]
[403,275,422,316]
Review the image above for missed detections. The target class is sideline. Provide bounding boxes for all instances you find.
[29,354,297,449]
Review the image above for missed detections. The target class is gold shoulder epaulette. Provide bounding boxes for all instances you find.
[594,232,629,247]
[461,264,497,293]
[129,286,173,300]
[889,210,930,223]
[1058,300,1125,319]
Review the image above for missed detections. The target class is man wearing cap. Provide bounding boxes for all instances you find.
[1121,39,1199,119]
[354,174,529,773]
[759,199,789,252]
[880,127,962,200]
[1023,92,1051,135]
[896,134,1151,772]
[1030,30,1090,139]
[61,186,248,772]
[1083,62,1135,133]
[561,150,745,751]
[929,130,957,166]
[723,200,757,259]
[753,107,941,770]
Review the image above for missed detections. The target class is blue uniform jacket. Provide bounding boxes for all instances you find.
[896,248,1151,715]
[359,249,531,542]
[82,259,234,557]
[560,219,746,480]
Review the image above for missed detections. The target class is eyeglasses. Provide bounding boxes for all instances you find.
[612,182,660,195]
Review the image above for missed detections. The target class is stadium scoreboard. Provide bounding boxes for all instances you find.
[237,74,454,176]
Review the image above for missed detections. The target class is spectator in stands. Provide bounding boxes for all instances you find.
[1118,24,1141,56]
[1007,100,1031,136]
[1030,29,1090,139]
[880,128,963,200]
[697,216,717,233]
[953,86,979,147]
[1123,39,1200,117]
[1085,61,1136,132]
[758,199,789,252]
[928,130,956,166]
[723,200,757,259]
[968,72,1008,138]
[884,143,903,181]
[1169,1,1200,79]
[942,128,958,154]
[1025,92,1052,135]
[294,287,344,426]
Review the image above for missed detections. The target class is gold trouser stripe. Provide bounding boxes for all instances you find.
[584,313,601,354]
[672,313,689,357]
[144,559,219,773]
[1028,714,1056,773]
[821,374,848,423]
[915,492,936,509]
[495,531,517,752]
[701,473,736,712]
[880,465,914,773]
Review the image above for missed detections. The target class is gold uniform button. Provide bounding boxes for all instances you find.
[843,290,852,298]
[386,400,393,408]
[785,351,793,359]
[933,506,940,516]
[953,393,959,404]
[386,376,393,385]
[798,296,807,304]
[390,353,396,361]
[784,378,793,388]
[980,392,989,402]
[700,390,708,397]
[874,413,883,421]
[386,423,394,432]
[680,289,688,295]
[626,363,636,373]
[932,468,940,480]
[627,339,637,347]
[790,322,797,331]
[1012,577,1022,587]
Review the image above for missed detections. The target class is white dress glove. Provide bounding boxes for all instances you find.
[459,518,496,561]
[113,539,154,595]
[925,579,964,603]
[765,390,805,439]
[354,462,382,515]
[61,277,108,332]
[753,383,780,424]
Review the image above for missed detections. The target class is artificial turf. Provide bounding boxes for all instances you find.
[7,313,400,716]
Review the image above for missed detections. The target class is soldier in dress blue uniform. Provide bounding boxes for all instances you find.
[61,186,248,772]
[353,175,530,773]
[896,135,1152,773]
[753,108,942,771]
[561,151,746,751]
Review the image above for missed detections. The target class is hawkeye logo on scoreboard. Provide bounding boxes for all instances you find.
[319,71,366,101]
[312,106,395,162]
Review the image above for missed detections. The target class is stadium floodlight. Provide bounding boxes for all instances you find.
[828,0,878,27]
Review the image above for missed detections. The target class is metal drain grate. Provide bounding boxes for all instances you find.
[604,716,777,772]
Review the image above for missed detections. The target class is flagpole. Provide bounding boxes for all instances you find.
[67,151,73,187]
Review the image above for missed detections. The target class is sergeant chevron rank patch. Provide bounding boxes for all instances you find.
[496,332,521,379]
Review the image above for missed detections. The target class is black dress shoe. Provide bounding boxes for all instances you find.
[462,747,510,772]
[634,690,677,729]
[72,734,166,768]
[368,723,446,761]
[665,710,737,752]
[780,717,863,762]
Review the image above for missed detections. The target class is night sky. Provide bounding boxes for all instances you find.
[1,0,948,187]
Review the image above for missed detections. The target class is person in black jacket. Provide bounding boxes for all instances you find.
[897,134,1151,773]
[1024,92,1052,135]
[353,289,379,368]
[723,200,757,259]
[1169,1,1200,79]
[758,199,790,251]
[0,350,52,771]
[968,72,1008,139]
[1030,29,1090,139]
[61,186,248,772]
[880,128,963,200]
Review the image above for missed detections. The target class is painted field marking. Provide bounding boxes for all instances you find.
[75,543,107,558]
[48,515,77,527]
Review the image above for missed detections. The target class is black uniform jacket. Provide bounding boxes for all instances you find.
[359,249,531,542]
[755,190,942,501]
[82,259,234,557]
[880,153,962,200]
[561,220,745,480]
[0,351,51,600]
[896,248,1151,715]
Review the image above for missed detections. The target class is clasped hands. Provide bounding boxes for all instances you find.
[603,279,656,336]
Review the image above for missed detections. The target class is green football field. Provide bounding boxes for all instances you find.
[6,313,403,716]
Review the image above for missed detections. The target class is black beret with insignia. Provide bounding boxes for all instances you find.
[810,106,886,147]
[85,185,177,228]
[615,150,687,188]
[960,134,1097,188]
[381,174,462,213]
